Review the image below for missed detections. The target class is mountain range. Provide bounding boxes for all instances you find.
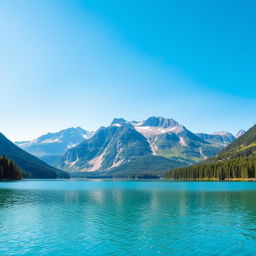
[14,116,241,178]
[166,124,256,180]
[16,127,93,166]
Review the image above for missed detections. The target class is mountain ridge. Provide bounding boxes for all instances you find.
[165,124,256,180]
[55,116,235,177]
[0,133,69,179]
[15,127,93,165]
[14,116,237,178]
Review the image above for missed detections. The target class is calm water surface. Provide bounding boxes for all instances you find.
[0,180,256,256]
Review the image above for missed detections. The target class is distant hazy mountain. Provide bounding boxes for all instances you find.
[166,124,256,180]
[0,133,69,178]
[236,129,246,138]
[16,127,93,165]
[56,116,235,177]
[196,131,235,147]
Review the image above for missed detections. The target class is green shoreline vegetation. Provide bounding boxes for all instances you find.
[0,156,22,180]
[165,156,256,181]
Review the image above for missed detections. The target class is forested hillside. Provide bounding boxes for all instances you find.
[0,156,22,180]
[165,125,256,180]
[0,133,69,179]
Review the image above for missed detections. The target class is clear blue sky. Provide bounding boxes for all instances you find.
[1,0,255,141]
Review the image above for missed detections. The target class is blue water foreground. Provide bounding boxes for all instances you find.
[0,180,256,256]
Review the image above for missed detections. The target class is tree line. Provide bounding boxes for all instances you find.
[0,156,22,180]
[165,156,256,180]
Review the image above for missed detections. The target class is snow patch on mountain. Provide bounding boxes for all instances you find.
[40,138,61,144]
[111,159,124,168]
[112,123,122,127]
[150,136,159,155]
[65,156,79,168]
[199,147,207,160]
[83,132,94,139]
[66,144,78,149]
[179,137,187,147]
[134,125,184,138]
[109,143,124,168]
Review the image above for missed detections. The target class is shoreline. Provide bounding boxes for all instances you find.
[2,177,256,182]
[164,178,256,182]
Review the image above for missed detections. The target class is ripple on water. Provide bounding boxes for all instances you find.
[0,180,256,255]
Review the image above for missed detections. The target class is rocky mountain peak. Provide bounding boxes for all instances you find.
[137,116,179,128]
[111,118,132,127]
[236,129,246,138]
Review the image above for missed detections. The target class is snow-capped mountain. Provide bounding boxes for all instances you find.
[57,120,183,177]
[136,116,179,128]
[236,129,246,138]
[57,123,152,172]
[16,127,93,165]
[15,116,236,177]
[56,117,236,177]
[133,117,232,161]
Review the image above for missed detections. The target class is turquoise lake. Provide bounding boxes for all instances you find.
[1,180,256,256]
